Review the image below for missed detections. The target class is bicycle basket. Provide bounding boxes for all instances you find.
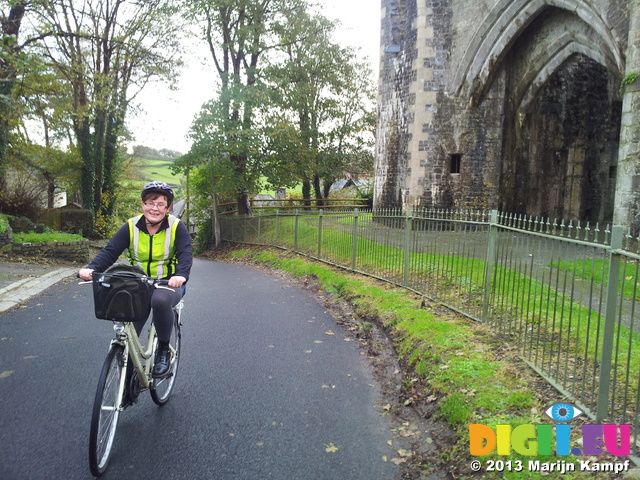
[92,264,153,322]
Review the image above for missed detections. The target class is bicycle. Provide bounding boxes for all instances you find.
[82,271,183,477]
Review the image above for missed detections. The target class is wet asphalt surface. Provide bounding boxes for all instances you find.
[0,257,401,479]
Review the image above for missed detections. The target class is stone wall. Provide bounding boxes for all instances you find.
[38,207,95,237]
[10,241,90,263]
[376,0,636,225]
[612,0,640,232]
[0,226,12,250]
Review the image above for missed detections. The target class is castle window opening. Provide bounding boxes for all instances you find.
[450,154,462,174]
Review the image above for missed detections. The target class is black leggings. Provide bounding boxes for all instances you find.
[136,285,184,343]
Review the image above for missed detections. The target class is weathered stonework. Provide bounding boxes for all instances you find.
[376,0,638,226]
[11,241,90,263]
[613,0,640,231]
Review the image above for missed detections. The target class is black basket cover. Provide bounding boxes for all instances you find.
[92,264,153,322]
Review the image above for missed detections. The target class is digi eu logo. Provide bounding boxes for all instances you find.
[469,402,631,457]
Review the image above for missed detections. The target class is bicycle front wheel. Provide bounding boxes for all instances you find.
[150,313,181,405]
[89,345,124,477]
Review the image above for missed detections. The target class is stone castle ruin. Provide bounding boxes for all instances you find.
[375,0,640,229]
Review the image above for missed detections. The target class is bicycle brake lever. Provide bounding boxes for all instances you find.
[155,285,176,292]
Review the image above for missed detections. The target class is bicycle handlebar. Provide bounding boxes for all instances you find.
[78,272,175,291]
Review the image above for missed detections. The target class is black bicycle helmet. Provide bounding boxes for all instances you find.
[141,181,174,204]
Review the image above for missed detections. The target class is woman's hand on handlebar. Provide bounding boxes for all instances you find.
[167,275,186,288]
[78,268,94,281]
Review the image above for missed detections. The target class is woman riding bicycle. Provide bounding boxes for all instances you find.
[78,181,193,377]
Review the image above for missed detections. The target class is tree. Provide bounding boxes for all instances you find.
[267,12,376,203]
[0,1,29,198]
[31,0,184,216]
[10,66,80,208]
[186,0,310,215]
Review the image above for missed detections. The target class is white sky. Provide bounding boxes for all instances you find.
[127,0,381,154]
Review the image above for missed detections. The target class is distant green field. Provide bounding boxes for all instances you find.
[136,158,184,186]
[134,157,307,197]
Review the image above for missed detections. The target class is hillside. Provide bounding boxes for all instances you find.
[129,145,184,186]
[137,157,184,185]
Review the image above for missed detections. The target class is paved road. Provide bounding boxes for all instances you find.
[0,258,400,479]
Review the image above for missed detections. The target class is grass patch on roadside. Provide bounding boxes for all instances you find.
[217,246,623,479]
[13,231,84,243]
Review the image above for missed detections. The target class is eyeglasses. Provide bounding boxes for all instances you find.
[144,201,168,210]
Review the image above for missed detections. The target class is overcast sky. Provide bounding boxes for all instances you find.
[127,0,381,154]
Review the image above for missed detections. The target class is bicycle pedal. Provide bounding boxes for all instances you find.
[153,371,174,380]
[120,396,137,409]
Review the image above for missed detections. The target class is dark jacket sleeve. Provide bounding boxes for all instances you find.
[86,223,130,272]
[174,221,193,281]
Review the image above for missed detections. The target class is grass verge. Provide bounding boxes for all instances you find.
[207,244,635,479]
[12,231,84,243]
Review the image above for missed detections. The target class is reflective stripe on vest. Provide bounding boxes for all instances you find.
[127,214,180,278]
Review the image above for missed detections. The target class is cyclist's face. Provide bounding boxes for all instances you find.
[142,194,169,223]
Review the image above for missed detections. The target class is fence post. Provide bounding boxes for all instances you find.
[317,209,323,259]
[275,209,280,245]
[403,206,413,287]
[482,210,499,321]
[294,209,300,251]
[352,208,359,270]
[596,225,624,422]
[257,209,261,243]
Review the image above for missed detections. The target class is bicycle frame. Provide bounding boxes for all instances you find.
[113,321,156,396]
[111,299,183,410]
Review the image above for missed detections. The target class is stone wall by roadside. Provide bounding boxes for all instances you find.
[0,226,12,249]
[10,240,90,263]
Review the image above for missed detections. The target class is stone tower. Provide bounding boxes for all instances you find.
[376,0,637,227]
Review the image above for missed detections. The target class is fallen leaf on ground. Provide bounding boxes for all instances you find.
[325,442,339,453]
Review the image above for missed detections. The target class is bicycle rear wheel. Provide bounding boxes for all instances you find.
[89,345,124,477]
[150,312,181,405]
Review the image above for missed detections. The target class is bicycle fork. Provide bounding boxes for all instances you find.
[111,340,129,412]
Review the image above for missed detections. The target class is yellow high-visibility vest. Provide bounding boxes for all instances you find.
[127,214,180,278]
